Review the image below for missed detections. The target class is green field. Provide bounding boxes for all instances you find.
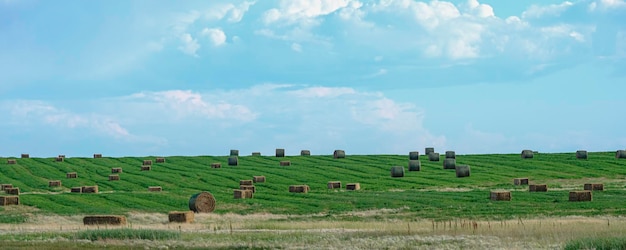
[2,151,626,220]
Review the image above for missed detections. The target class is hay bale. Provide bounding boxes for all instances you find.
[390,166,405,177]
[240,180,253,186]
[156,157,166,163]
[58,155,66,158]
[333,150,346,159]
[143,160,153,165]
[240,185,256,193]
[230,149,239,156]
[228,156,238,166]
[251,152,261,156]
[529,184,547,192]
[211,163,222,168]
[253,176,266,183]
[83,215,127,225]
[289,185,310,193]
[5,188,20,195]
[490,191,511,201]
[428,152,440,162]
[425,147,434,155]
[276,148,285,157]
[1,184,13,190]
[49,180,62,187]
[584,183,604,191]
[66,172,77,179]
[109,175,120,181]
[346,183,360,191]
[168,211,194,223]
[111,168,123,173]
[0,196,19,206]
[234,189,253,199]
[81,186,98,193]
[301,150,311,156]
[569,191,592,202]
[93,154,102,158]
[576,150,588,160]
[141,165,151,171]
[616,150,626,159]
[455,165,470,178]
[21,154,29,158]
[521,150,534,159]
[408,160,421,171]
[327,181,341,189]
[443,158,456,170]
[445,151,456,159]
[409,151,419,160]
[513,178,529,185]
[7,159,16,164]
[188,192,216,213]
[279,161,291,166]
[148,186,162,192]
[70,187,82,193]
[55,157,64,162]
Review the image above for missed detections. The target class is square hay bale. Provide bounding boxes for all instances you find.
[83,215,127,226]
[428,152,440,162]
[156,157,165,163]
[109,175,120,181]
[1,184,13,190]
[443,158,456,169]
[445,151,456,159]
[143,160,153,165]
[576,150,588,160]
[240,180,253,186]
[230,149,239,156]
[333,150,346,159]
[569,191,592,202]
[279,161,291,166]
[490,191,511,201]
[141,165,151,171]
[301,150,311,156]
[7,159,17,164]
[529,184,548,192]
[70,187,82,193]
[148,186,162,192]
[514,178,529,185]
[327,181,341,189]
[93,154,102,158]
[228,157,238,166]
[289,185,310,193]
[408,160,421,171]
[253,176,266,183]
[521,150,534,159]
[251,152,261,156]
[0,196,19,206]
[21,154,29,159]
[276,148,285,157]
[584,183,604,191]
[111,168,123,173]
[81,186,99,193]
[409,151,419,160]
[55,157,64,162]
[48,180,62,187]
[234,189,253,199]
[168,211,194,223]
[5,188,19,195]
[66,172,78,178]
[240,185,256,193]
[211,163,222,168]
[455,165,470,178]
[346,183,361,191]
[58,155,66,158]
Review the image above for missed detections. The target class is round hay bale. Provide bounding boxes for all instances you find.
[276,148,285,157]
[425,147,434,155]
[390,166,405,177]
[616,150,626,159]
[443,158,456,170]
[228,156,238,166]
[230,149,239,156]
[408,160,421,171]
[189,192,216,213]
[301,150,311,156]
[455,165,470,178]
[576,150,588,160]
[333,150,346,159]
[445,151,456,159]
[428,152,440,162]
[409,151,419,160]
[521,150,534,159]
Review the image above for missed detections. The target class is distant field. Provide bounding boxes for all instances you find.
[1,151,626,220]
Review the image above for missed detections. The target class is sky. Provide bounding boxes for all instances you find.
[1,0,625,157]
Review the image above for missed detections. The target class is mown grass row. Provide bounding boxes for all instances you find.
[1,152,626,219]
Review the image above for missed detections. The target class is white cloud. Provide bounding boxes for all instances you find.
[178,33,200,56]
[205,1,256,22]
[201,28,227,46]
[522,2,574,19]
[466,0,494,18]
[288,86,356,98]
[291,43,302,52]
[263,0,358,25]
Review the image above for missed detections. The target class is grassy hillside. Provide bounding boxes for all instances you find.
[1,152,626,220]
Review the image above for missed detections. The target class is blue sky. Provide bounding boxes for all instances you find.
[1,0,625,157]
